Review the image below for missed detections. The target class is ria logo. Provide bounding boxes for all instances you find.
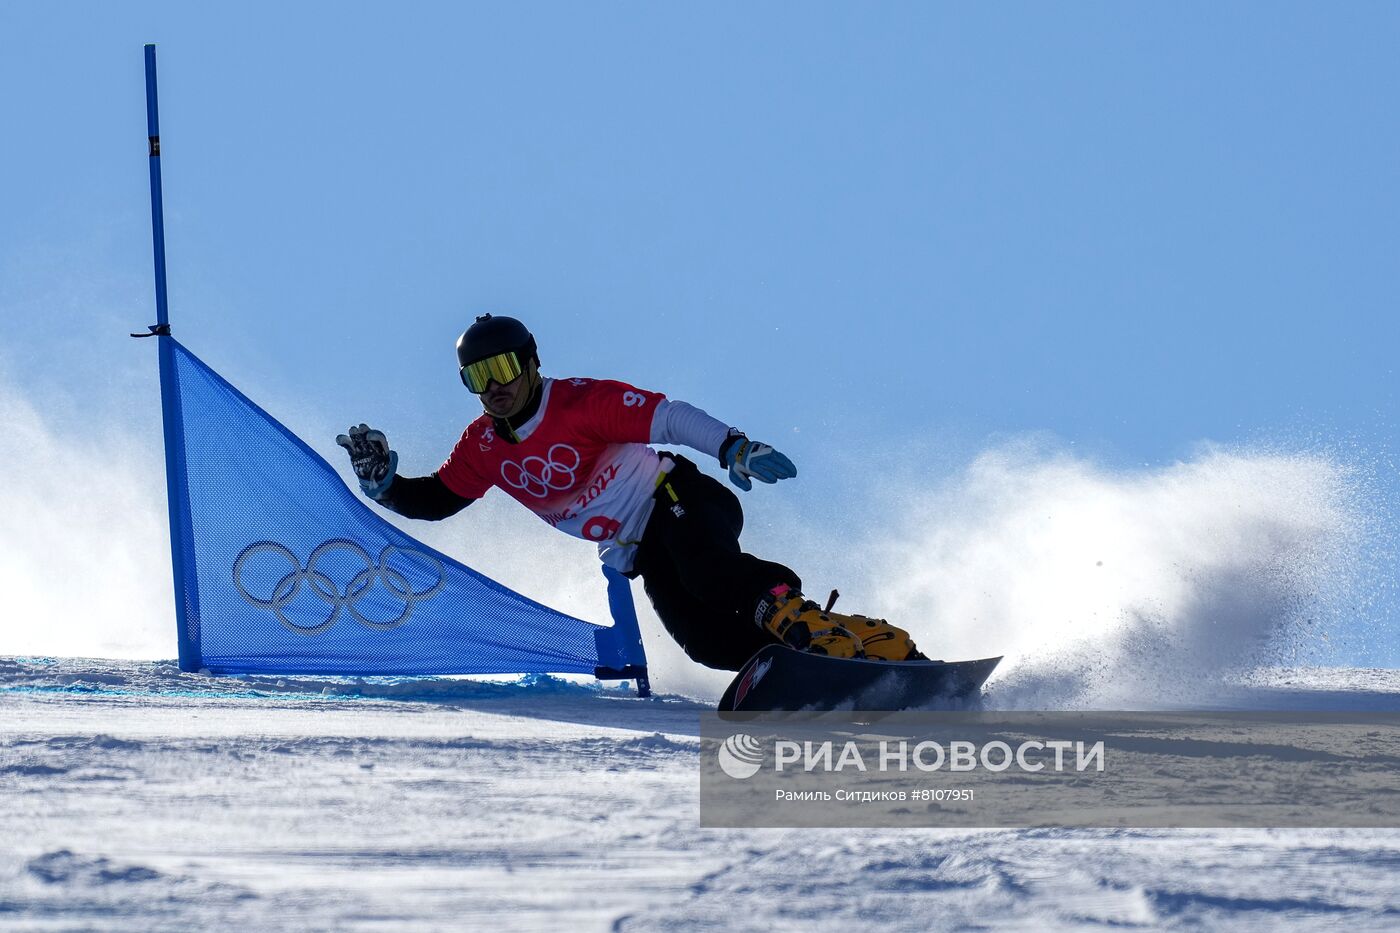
[716,733,764,780]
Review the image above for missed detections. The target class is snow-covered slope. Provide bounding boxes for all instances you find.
[4,657,1400,931]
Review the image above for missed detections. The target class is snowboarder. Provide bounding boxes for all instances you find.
[337,314,923,671]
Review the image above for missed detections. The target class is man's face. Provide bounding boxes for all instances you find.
[479,360,537,418]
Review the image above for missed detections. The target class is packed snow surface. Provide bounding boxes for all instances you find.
[4,657,1400,931]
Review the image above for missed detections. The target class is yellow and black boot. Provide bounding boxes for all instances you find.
[758,586,926,661]
[756,584,863,658]
[827,593,927,662]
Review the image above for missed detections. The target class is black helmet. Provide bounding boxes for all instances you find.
[455,314,538,369]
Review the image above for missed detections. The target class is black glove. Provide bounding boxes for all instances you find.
[335,424,398,499]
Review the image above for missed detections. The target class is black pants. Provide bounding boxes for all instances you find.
[630,456,800,671]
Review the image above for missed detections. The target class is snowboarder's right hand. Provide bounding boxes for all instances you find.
[335,424,398,500]
[719,432,797,491]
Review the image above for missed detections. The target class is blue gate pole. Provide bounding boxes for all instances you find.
[599,566,651,697]
[144,44,200,671]
[145,45,170,332]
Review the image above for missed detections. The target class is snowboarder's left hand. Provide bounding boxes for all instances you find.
[336,423,398,499]
[720,432,796,491]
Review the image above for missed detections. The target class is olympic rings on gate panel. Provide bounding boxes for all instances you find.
[232,539,446,637]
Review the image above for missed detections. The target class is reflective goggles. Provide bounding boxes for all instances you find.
[460,351,525,393]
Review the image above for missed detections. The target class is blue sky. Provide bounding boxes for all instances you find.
[2,3,1396,666]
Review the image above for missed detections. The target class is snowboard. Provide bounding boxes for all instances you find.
[717,644,1002,712]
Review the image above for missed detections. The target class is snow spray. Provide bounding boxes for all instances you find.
[847,439,1387,708]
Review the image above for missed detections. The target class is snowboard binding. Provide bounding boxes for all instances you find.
[756,584,926,661]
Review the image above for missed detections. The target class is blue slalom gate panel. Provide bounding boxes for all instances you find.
[162,338,646,678]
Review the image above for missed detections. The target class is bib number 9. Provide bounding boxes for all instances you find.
[582,516,622,541]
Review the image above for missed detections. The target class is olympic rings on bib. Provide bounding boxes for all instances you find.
[500,443,581,499]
